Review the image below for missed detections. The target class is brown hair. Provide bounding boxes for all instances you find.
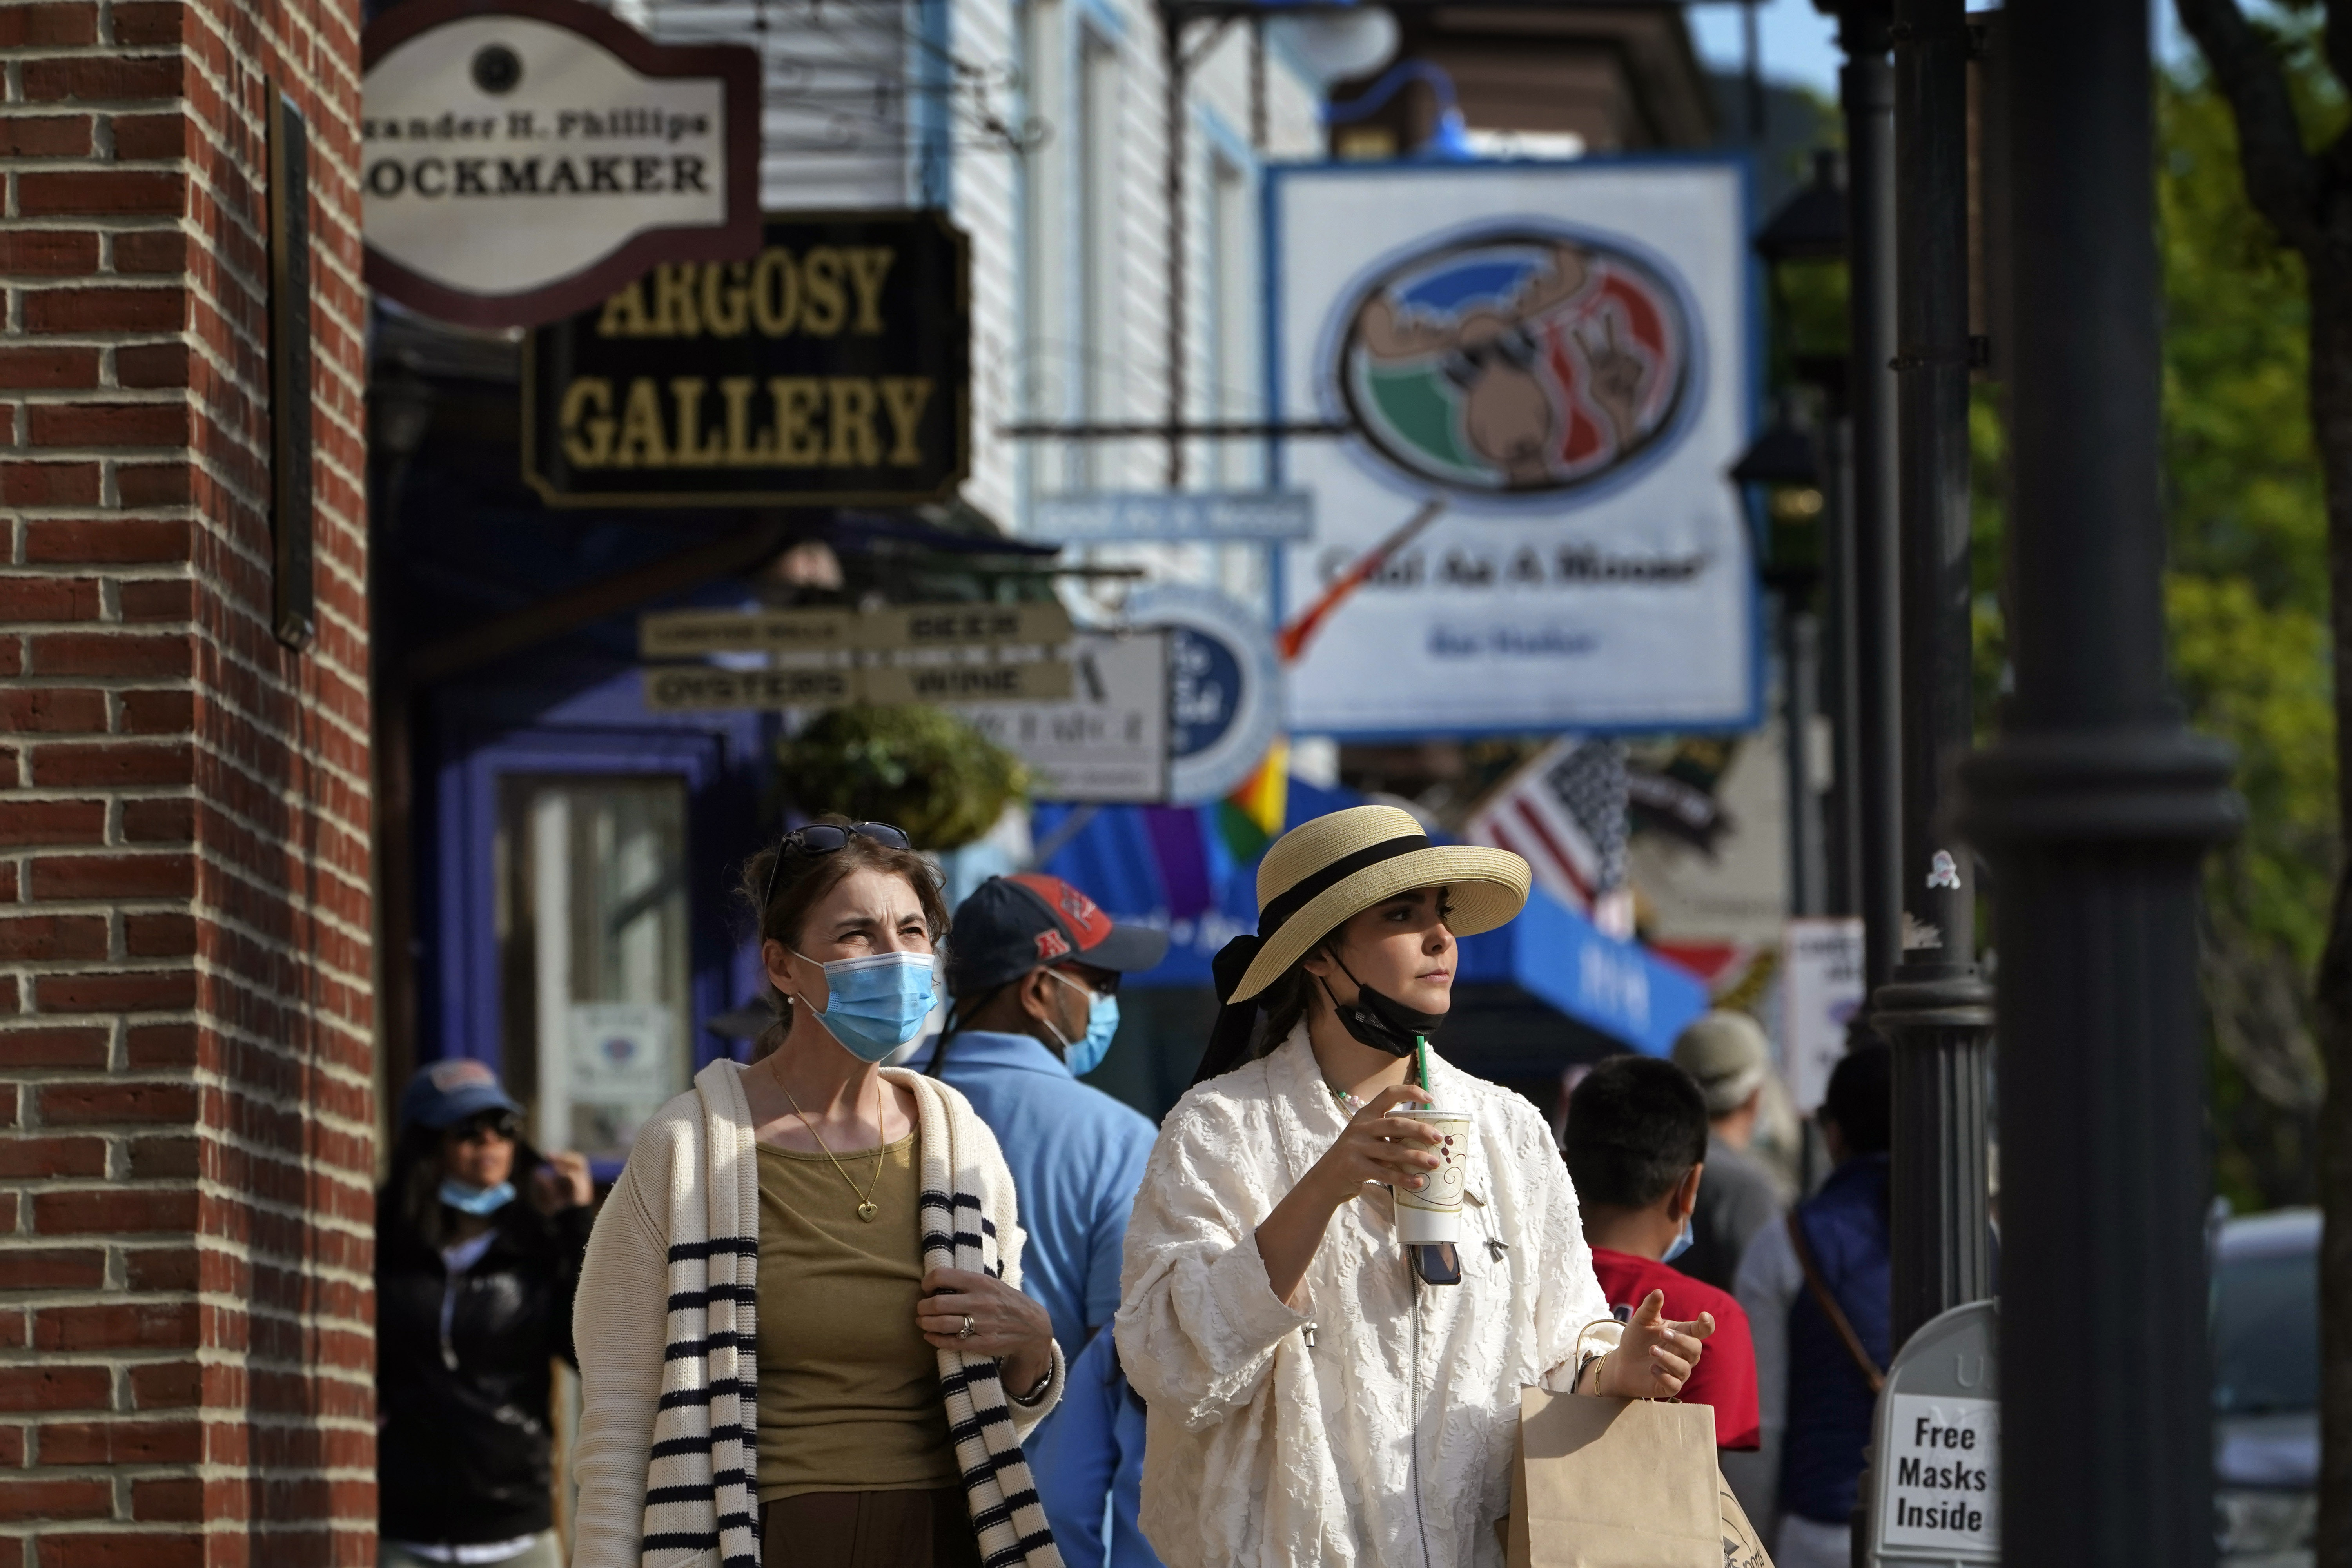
[1246,885,1457,1056]
[1252,927,1343,1056]
[737,815,951,1039]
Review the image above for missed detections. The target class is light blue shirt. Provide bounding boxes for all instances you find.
[1027,1327,1163,1568]
[904,1029,1156,1362]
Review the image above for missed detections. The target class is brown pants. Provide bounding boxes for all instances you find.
[761,1488,982,1568]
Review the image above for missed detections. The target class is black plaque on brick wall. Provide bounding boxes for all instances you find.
[267,87,316,651]
[521,210,970,508]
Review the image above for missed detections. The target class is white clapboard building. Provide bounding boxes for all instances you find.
[613,0,1323,597]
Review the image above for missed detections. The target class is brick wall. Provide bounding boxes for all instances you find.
[0,0,373,1564]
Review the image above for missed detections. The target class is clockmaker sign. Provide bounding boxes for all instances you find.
[361,0,760,327]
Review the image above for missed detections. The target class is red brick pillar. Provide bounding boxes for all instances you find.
[0,0,373,1564]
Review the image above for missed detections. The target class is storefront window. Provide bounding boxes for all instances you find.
[498,776,693,1163]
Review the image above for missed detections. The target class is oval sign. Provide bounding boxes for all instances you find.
[1125,585,1281,805]
[361,0,761,328]
[1334,227,1697,497]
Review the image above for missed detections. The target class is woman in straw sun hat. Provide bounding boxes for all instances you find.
[1115,804,1716,1568]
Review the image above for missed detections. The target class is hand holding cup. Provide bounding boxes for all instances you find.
[1306,1084,1446,1211]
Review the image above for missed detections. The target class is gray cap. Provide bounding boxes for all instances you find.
[1671,1009,1771,1115]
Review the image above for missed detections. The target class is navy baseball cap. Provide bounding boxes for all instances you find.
[400,1058,523,1132]
[946,874,1169,997]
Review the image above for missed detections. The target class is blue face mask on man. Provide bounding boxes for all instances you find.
[795,949,938,1062]
[1662,1214,1696,1264]
[1044,967,1120,1078]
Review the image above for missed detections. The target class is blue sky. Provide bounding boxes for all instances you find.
[1685,0,2199,100]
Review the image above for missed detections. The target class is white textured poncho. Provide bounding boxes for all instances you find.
[1115,1030,1611,1568]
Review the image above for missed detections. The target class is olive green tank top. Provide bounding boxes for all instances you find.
[753,1133,958,1502]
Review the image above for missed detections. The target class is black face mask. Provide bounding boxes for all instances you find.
[1320,954,1447,1058]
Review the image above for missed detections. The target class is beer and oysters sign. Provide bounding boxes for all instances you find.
[523,212,971,507]
[637,601,1073,711]
[361,0,761,327]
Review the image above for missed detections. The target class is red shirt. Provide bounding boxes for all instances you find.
[1588,1246,1761,1450]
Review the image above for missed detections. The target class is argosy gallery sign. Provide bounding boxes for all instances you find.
[361,0,760,327]
[520,211,972,506]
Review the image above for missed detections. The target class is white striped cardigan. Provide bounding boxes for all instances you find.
[571,1059,1066,1568]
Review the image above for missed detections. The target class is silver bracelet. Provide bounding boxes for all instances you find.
[1010,1357,1056,1406]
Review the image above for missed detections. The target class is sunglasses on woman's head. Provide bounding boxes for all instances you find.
[759,821,914,912]
[451,1113,520,1144]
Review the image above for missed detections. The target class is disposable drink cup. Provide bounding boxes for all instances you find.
[1393,1107,1471,1245]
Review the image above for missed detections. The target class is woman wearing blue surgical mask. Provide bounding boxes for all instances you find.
[572,816,1063,1568]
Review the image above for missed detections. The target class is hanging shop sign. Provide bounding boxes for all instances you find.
[1269,160,1757,734]
[523,211,971,507]
[637,599,1070,659]
[1124,585,1281,805]
[360,0,760,328]
[636,598,1071,711]
[947,632,1172,803]
[1031,492,1316,543]
[642,659,1073,711]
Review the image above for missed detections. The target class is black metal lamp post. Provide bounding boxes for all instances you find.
[1753,153,1859,922]
[1869,0,1995,1351]
[1824,0,1906,993]
[1957,0,2239,1558]
[1733,403,1829,920]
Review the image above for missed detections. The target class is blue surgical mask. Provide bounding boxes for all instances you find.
[1046,968,1120,1078]
[795,949,937,1063]
[1662,1214,1695,1265]
[440,1178,515,1216]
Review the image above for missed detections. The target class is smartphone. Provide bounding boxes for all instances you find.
[1408,1242,1461,1287]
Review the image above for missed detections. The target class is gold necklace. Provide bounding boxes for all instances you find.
[784,1084,887,1221]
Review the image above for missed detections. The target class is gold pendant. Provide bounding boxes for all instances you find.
[858,1200,879,1222]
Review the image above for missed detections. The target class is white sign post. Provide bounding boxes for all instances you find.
[1871,1299,2000,1568]
[1269,160,1756,735]
[361,0,760,327]
[1782,916,1867,1112]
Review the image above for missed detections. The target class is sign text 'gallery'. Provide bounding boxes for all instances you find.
[523,211,971,506]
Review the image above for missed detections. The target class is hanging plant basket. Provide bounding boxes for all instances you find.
[774,704,1027,851]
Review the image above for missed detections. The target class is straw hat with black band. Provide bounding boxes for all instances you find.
[1195,804,1533,1083]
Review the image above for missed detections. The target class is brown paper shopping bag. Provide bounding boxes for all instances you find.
[1715,1477,1772,1568]
[1505,1386,1725,1568]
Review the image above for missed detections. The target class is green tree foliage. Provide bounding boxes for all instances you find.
[775,705,1028,851]
[2157,55,2343,1208]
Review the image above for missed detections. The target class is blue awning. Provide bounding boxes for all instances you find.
[1030,782,1706,1058]
[1454,885,1708,1057]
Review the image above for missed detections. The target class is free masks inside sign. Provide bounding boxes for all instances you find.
[1270,162,1756,735]
[1879,1394,2000,1553]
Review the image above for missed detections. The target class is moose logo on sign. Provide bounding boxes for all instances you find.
[1335,226,1696,497]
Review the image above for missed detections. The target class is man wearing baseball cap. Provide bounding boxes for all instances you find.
[907,872,1167,1566]
[1670,1009,1789,1292]
[908,872,1167,1362]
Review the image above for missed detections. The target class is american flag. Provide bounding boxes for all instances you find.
[1465,739,1632,931]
